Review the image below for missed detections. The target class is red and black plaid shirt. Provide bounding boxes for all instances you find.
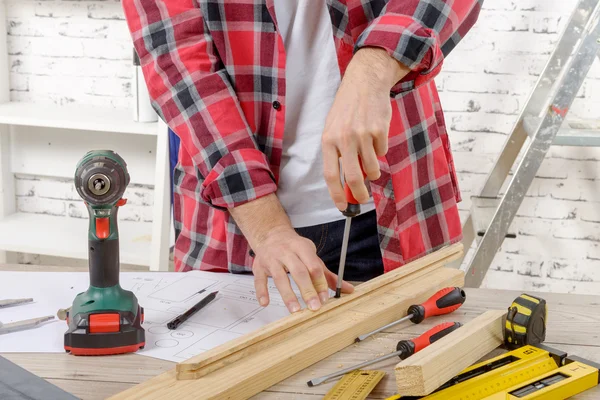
[123,0,481,274]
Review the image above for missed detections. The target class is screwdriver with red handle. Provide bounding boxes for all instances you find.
[355,287,466,342]
[307,321,462,386]
[335,169,365,298]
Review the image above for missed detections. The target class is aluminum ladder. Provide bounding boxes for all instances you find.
[454,0,600,287]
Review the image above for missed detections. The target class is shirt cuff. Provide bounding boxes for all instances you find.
[201,148,277,209]
[355,14,444,94]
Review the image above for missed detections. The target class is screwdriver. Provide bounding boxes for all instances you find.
[355,287,466,342]
[307,321,462,386]
[335,166,366,298]
[335,186,361,298]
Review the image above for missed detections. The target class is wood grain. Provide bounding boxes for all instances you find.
[176,244,463,378]
[111,267,465,399]
[394,309,506,396]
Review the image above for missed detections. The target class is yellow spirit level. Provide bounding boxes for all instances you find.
[388,345,600,400]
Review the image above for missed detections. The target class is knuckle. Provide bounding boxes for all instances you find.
[322,134,337,147]
[307,264,322,276]
[346,174,363,186]
[323,170,339,183]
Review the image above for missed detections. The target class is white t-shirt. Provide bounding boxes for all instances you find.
[274,0,375,228]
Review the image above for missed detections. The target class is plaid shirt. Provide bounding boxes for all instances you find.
[123,0,481,273]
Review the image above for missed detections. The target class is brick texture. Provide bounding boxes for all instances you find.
[7,0,132,108]
[14,174,154,222]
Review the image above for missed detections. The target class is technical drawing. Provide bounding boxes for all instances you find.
[148,276,218,302]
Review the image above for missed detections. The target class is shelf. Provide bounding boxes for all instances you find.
[0,102,158,135]
[0,213,153,266]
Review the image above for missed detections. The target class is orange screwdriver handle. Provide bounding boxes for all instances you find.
[408,287,466,324]
[396,322,462,359]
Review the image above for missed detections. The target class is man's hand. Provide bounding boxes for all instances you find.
[229,194,354,313]
[322,47,411,210]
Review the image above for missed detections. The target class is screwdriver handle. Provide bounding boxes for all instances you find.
[408,287,466,324]
[342,161,366,217]
[396,321,462,359]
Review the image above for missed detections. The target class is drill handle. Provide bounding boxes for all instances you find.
[87,204,122,288]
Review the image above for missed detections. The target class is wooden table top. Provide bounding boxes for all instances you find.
[1,264,599,399]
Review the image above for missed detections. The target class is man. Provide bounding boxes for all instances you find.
[123,0,480,314]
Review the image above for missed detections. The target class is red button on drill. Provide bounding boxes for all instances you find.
[89,313,120,334]
[96,217,110,239]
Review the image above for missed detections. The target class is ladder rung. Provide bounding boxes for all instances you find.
[469,196,517,242]
[523,116,600,146]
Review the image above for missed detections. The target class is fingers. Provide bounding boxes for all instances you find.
[359,135,381,181]
[322,142,346,211]
[253,265,270,307]
[270,264,301,313]
[283,254,322,311]
[342,148,369,204]
[373,129,389,157]
[324,269,355,294]
[297,250,330,304]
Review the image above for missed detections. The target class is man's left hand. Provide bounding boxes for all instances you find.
[322,47,410,210]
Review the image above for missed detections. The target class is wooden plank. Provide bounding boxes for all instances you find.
[110,266,465,399]
[176,258,462,381]
[177,243,463,378]
[394,309,507,396]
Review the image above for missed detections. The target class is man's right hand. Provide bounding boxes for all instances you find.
[229,193,354,313]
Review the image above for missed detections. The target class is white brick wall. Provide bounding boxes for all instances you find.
[15,174,155,223]
[7,0,132,108]
[5,0,600,294]
[449,0,600,294]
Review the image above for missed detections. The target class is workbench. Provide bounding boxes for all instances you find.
[2,265,599,399]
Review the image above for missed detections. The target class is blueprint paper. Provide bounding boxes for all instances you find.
[0,271,302,362]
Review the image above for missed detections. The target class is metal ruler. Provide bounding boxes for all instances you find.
[323,370,386,400]
[386,345,600,399]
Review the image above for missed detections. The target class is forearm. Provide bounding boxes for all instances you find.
[228,193,293,250]
[348,47,411,90]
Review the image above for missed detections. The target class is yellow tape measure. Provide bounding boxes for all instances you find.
[323,370,386,400]
[504,293,547,349]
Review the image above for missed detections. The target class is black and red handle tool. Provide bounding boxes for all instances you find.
[356,287,466,342]
[307,322,463,386]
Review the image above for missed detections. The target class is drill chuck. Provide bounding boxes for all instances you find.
[75,150,130,206]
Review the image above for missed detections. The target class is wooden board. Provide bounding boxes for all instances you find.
[394,309,507,396]
[111,266,465,399]
[177,243,463,379]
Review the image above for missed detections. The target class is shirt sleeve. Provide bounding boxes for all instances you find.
[355,0,483,93]
[122,0,277,209]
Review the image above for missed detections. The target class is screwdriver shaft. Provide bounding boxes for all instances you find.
[0,298,33,308]
[335,216,352,298]
[308,349,403,386]
[0,315,54,335]
[356,313,415,342]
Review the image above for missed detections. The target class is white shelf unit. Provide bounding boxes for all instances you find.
[0,102,158,135]
[0,6,172,271]
[0,101,172,271]
[0,213,152,266]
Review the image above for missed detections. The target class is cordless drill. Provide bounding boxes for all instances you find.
[64,150,145,356]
